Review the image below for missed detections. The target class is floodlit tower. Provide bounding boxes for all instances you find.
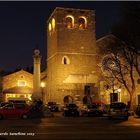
[46,7,98,103]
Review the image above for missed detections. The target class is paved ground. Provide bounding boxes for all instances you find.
[0,113,140,140]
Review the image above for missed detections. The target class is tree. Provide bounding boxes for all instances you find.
[101,41,140,111]
[105,2,140,110]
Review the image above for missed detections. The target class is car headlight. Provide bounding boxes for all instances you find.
[87,109,91,112]
[110,109,115,112]
[64,108,68,111]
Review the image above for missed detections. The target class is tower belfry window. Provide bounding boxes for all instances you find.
[65,15,74,29]
[52,18,55,31]
[48,23,52,31]
[78,16,87,29]
[48,18,55,35]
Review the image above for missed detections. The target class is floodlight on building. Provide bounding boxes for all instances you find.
[118,88,121,93]
[41,82,46,88]
[40,82,46,103]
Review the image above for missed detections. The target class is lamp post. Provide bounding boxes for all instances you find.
[40,82,46,104]
[118,88,121,102]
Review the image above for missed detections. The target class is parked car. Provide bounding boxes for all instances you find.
[134,105,140,117]
[0,102,29,119]
[0,102,10,108]
[108,102,129,120]
[46,102,59,112]
[81,104,103,117]
[102,104,110,115]
[63,103,80,117]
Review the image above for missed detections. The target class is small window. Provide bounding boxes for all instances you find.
[65,15,74,29]
[20,75,24,78]
[62,56,70,65]
[64,57,67,64]
[78,16,87,29]
[18,80,26,87]
[51,18,55,31]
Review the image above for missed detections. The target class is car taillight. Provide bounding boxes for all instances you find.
[122,109,128,112]
[88,109,92,112]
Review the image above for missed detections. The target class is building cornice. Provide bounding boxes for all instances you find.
[47,52,97,61]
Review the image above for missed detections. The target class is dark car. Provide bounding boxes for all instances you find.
[63,103,80,117]
[102,104,110,116]
[81,104,103,117]
[47,102,59,112]
[0,102,29,119]
[108,102,129,120]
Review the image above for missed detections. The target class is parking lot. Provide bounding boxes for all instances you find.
[0,112,140,140]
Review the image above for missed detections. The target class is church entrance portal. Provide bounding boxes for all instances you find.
[63,95,74,104]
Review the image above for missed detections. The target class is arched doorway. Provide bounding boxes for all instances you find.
[83,95,92,105]
[63,95,74,105]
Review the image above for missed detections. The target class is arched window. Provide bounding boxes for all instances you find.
[64,57,67,64]
[48,22,52,31]
[65,15,74,29]
[51,18,55,31]
[62,56,70,65]
[78,16,87,29]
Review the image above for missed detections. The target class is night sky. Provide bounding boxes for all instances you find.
[0,1,123,72]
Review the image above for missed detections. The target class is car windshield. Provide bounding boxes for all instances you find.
[0,102,9,107]
[14,103,26,109]
[3,103,14,108]
[48,102,56,105]
[110,103,126,109]
[87,105,97,109]
[67,104,77,108]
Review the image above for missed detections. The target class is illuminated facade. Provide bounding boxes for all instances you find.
[2,70,33,102]
[46,7,99,104]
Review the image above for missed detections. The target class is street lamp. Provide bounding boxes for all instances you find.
[40,82,46,104]
[118,88,121,93]
[118,88,121,102]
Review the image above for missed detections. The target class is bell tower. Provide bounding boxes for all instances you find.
[46,7,98,103]
[47,7,96,58]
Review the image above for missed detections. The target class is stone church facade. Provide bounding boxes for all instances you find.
[2,70,33,103]
[46,7,100,104]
